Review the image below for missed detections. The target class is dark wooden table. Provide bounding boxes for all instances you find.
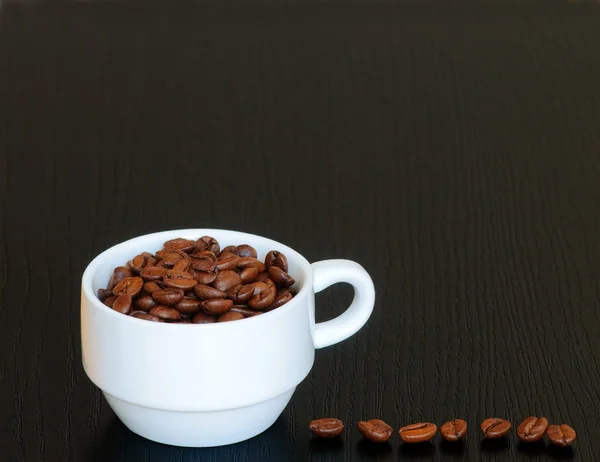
[2,1,600,460]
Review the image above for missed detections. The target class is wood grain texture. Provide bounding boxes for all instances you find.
[1,1,600,461]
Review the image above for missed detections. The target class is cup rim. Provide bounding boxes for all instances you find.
[81,228,313,328]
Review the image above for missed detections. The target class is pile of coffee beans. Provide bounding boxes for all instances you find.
[97,236,296,323]
[309,416,576,447]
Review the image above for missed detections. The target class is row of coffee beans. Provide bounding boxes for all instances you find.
[97,237,296,323]
[309,417,576,447]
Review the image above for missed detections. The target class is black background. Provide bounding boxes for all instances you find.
[1,1,600,461]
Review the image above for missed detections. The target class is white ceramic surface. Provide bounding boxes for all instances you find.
[81,229,375,447]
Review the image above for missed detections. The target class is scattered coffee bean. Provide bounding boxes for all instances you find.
[218,311,245,322]
[98,236,297,322]
[547,424,576,447]
[309,418,344,438]
[440,419,467,442]
[480,418,511,438]
[149,305,181,322]
[357,419,393,443]
[517,416,548,443]
[399,422,437,443]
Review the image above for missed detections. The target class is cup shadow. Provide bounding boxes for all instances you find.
[309,436,344,454]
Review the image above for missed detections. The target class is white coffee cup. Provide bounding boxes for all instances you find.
[81,229,375,447]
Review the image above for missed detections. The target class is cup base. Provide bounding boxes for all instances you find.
[103,388,296,447]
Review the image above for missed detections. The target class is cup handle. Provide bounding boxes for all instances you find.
[311,259,375,349]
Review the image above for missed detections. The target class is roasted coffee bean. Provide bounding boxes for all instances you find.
[265,250,289,272]
[239,267,259,284]
[440,420,467,442]
[143,280,164,294]
[191,312,216,324]
[103,296,117,307]
[149,305,181,322]
[221,245,239,256]
[268,266,295,287]
[248,286,276,310]
[108,266,134,290]
[547,424,576,447]
[227,284,255,303]
[357,419,393,443]
[175,297,204,315]
[215,255,240,271]
[190,259,218,284]
[130,253,157,273]
[251,281,270,295]
[130,311,163,322]
[399,423,437,443]
[269,290,293,309]
[309,418,344,438]
[172,258,193,272]
[237,244,257,258]
[480,418,511,438]
[111,295,132,314]
[140,266,169,281]
[152,288,184,306]
[112,277,144,297]
[134,295,157,312]
[217,311,245,323]
[155,249,188,267]
[178,319,192,324]
[196,236,220,254]
[517,417,548,443]
[97,288,113,302]
[231,305,262,317]
[163,271,197,290]
[194,284,227,300]
[256,272,270,282]
[163,238,196,253]
[190,250,217,261]
[202,298,233,316]
[237,257,266,273]
[213,270,242,292]
[263,278,276,289]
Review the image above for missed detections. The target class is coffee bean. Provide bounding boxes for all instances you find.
[215,255,240,271]
[480,418,511,438]
[248,286,276,310]
[263,278,276,289]
[237,244,257,258]
[193,284,227,300]
[175,297,204,315]
[149,305,181,322]
[196,236,220,254]
[230,305,263,317]
[217,311,245,323]
[130,253,157,273]
[107,266,134,290]
[130,311,163,322]
[440,419,467,442]
[152,288,184,306]
[256,272,270,282]
[239,267,259,284]
[163,271,197,290]
[202,298,233,315]
[155,249,187,267]
[178,319,192,324]
[190,250,217,262]
[97,288,113,302]
[134,295,157,312]
[309,418,344,438]
[265,250,289,273]
[547,424,576,447]
[237,257,266,273]
[269,290,293,309]
[227,284,255,303]
[517,416,548,443]
[213,270,242,292]
[251,281,270,295]
[103,296,117,307]
[399,423,437,443]
[110,295,132,314]
[189,259,218,285]
[140,266,169,281]
[191,312,216,324]
[172,258,193,272]
[143,281,164,294]
[221,245,239,256]
[268,266,295,287]
[163,238,196,253]
[112,277,144,297]
[357,419,393,443]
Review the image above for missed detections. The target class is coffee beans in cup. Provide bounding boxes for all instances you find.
[97,236,297,323]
